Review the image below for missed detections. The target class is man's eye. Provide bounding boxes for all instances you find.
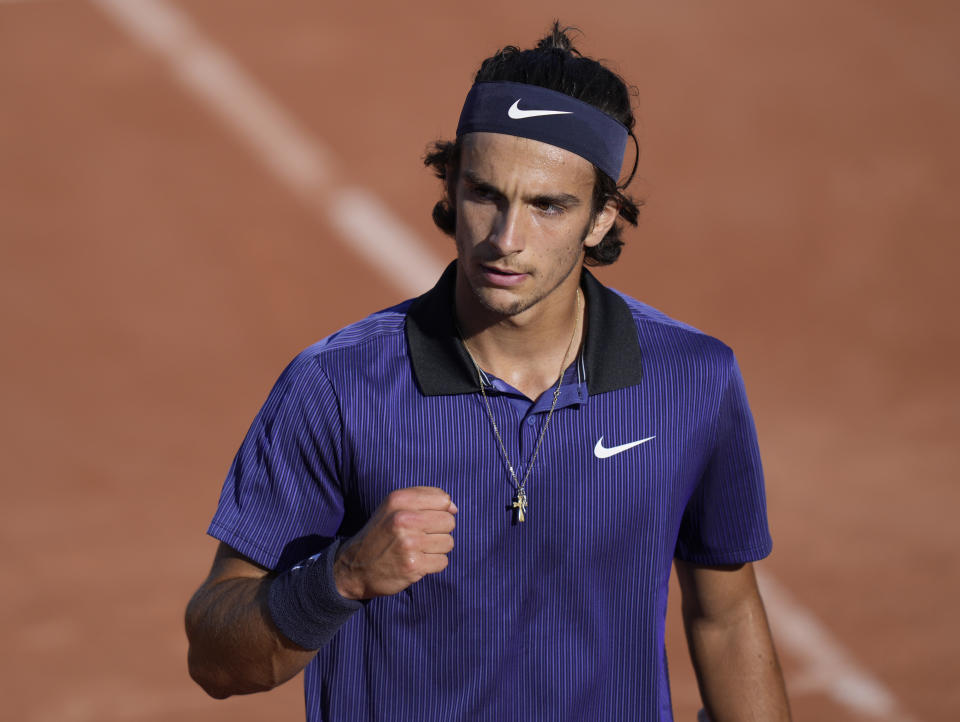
[471,186,497,201]
[534,200,564,215]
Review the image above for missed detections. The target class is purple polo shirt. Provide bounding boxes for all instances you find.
[208,262,772,721]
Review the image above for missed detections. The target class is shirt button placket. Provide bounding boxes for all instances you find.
[519,413,538,462]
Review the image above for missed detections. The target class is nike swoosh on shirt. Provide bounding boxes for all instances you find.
[593,435,656,459]
[507,99,573,119]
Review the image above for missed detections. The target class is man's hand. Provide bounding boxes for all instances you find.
[333,486,458,600]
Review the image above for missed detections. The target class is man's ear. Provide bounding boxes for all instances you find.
[583,199,620,248]
[445,162,459,206]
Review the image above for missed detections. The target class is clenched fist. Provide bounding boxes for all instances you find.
[333,486,457,600]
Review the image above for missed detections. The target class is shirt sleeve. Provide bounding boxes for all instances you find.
[207,351,348,571]
[674,352,773,565]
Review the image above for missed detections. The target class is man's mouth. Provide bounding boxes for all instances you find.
[479,264,529,286]
[483,265,523,276]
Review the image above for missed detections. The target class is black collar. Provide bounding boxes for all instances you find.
[405,262,643,396]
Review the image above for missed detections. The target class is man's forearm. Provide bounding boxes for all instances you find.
[185,575,317,698]
[186,491,455,699]
[683,593,791,721]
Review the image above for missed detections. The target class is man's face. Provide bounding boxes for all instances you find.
[453,132,616,321]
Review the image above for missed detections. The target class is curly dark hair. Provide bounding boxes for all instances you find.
[424,22,642,266]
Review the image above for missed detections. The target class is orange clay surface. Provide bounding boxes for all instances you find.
[1,1,958,720]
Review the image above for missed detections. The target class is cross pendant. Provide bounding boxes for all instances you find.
[512,489,528,523]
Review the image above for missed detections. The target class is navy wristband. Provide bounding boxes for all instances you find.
[267,538,363,650]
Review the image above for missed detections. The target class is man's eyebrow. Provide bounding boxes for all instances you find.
[462,170,498,191]
[462,171,582,206]
[528,191,582,207]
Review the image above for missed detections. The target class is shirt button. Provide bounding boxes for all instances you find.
[527,417,536,426]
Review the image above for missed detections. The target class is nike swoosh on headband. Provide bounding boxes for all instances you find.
[594,435,656,459]
[507,99,573,120]
[457,82,627,181]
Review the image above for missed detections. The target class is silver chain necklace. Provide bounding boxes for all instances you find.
[459,289,583,523]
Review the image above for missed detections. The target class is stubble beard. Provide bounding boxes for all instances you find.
[468,244,583,319]
[459,213,595,319]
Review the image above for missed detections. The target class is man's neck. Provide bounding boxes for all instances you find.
[456,277,585,401]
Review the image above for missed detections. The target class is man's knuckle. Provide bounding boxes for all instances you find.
[396,533,417,553]
[391,510,416,530]
[384,489,406,510]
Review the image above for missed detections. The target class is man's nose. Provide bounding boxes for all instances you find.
[488,203,525,254]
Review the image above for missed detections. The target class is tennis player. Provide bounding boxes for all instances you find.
[186,23,791,722]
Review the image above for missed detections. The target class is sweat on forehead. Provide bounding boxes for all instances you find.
[456,81,628,184]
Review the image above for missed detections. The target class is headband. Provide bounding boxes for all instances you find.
[456,81,628,183]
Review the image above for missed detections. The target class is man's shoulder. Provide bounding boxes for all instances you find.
[610,286,735,361]
[303,299,413,358]
[277,299,412,393]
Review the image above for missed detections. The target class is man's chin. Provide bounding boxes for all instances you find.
[472,286,534,318]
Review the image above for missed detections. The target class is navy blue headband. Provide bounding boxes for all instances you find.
[456,81,628,183]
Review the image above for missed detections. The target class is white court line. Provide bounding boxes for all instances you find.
[88,1,915,719]
[757,571,915,721]
[91,0,444,297]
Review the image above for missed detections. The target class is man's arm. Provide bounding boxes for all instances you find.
[675,560,791,722]
[186,486,457,698]
[185,543,317,698]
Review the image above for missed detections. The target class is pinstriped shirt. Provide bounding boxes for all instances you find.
[208,262,772,721]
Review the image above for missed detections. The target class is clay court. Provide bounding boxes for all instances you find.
[2,1,958,720]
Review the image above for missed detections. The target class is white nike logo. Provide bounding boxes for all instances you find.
[594,435,656,459]
[507,99,573,120]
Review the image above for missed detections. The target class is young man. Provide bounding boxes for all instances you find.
[186,25,791,722]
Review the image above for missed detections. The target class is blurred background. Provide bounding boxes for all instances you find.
[2,1,958,720]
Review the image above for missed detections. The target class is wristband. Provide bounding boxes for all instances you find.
[267,538,363,650]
